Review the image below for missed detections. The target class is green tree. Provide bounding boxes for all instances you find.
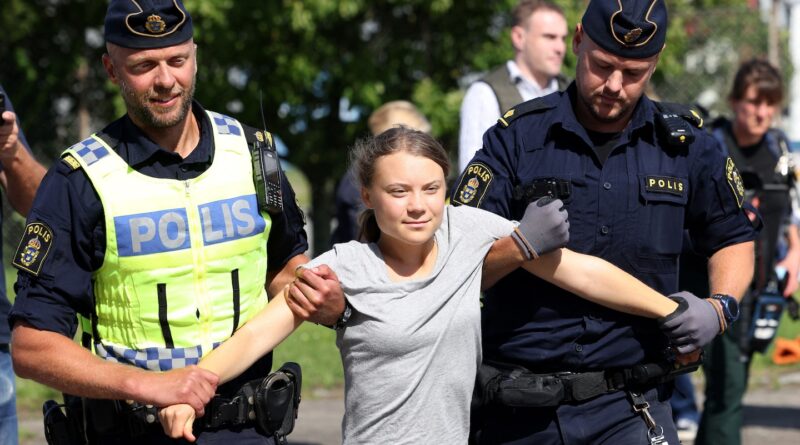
[0,0,791,254]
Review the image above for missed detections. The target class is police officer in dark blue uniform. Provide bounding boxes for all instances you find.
[454,1,758,444]
[9,1,343,444]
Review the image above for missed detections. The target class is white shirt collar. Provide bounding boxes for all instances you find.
[506,60,559,101]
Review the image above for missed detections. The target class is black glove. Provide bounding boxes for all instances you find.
[510,197,569,260]
[657,291,723,354]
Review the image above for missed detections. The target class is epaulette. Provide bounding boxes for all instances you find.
[652,101,704,148]
[242,124,276,152]
[498,96,556,128]
[60,153,82,171]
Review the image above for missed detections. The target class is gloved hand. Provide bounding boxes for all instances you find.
[658,291,724,354]
[511,197,569,260]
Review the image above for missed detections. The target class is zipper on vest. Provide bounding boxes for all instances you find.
[183,180,212,344]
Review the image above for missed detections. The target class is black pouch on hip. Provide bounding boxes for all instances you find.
[254,362,302,444]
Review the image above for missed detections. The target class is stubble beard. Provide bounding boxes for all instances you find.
[119,74,196,130]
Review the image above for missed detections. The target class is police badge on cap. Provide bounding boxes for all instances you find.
[104,0,193,49]
[582,0,668,59]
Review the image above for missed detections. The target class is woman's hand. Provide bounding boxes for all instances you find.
[158,403,197,442]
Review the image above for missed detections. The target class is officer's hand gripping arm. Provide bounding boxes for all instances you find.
[286,264,346,326]
[510,197,570,260]
[657,291,724,354]
[481,198,570,289]
[11,322,219,414]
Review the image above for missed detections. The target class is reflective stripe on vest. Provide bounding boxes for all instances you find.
[66,110,271,371]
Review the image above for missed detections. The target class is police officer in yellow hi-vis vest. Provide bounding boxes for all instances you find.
[9,1,344,444]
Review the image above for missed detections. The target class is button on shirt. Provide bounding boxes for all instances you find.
[457,85,757,372]
[458,60,560,172]
[10,102,308,339]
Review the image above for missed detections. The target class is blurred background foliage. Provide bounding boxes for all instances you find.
[0,0,792,253]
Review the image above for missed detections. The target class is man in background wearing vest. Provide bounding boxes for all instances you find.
[458,0,568,173]
[9,1,343,443]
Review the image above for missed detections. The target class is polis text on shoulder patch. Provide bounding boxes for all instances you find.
[644,175,686,196]
[13,222,54,276]
[452,162,493,207]
[725,157,745,208]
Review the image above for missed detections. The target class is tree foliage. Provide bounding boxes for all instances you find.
[0,0,790,252]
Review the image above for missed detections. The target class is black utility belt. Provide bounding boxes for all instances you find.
[43,362,302,445]
[475,359,700,409]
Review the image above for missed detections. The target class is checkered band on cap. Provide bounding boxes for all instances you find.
[94,342,220,371]
[68,137,110,166]
[208,111,242,136]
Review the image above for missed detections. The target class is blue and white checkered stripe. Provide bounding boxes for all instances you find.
[67,137,110,166]
[94,342,221,371]
[208,111,241,136]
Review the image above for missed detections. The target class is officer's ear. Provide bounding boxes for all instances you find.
[572,23,584,56]
[102,53,120,85]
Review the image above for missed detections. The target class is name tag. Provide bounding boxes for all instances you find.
[644,175,685,196]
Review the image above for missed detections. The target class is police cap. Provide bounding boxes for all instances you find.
[104,0,193,49]
[582,0,667,59]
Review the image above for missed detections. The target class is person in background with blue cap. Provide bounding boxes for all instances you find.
[453,0,758,443]
[9,1,344,444]
[0,85,47,445]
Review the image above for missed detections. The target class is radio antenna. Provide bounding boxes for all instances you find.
[259,89,268,131]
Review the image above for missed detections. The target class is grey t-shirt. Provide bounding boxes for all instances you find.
[307,205,515,444]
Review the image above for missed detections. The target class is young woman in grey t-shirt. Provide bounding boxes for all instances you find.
[159,128,712,444]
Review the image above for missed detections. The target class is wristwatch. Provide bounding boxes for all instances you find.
[710,294,740,325]
[330,302,352,331]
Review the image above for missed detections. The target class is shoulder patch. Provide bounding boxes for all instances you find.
[12,222,55,276]
[498,96,556,128]
[60,154,82,171]
[725,157,745,207]
[451,162,493,207]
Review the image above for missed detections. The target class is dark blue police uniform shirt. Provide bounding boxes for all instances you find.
[456,85,757,372]
[10,101,308,339]
[0,84,32,344]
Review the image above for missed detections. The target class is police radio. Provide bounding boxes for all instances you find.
[251,93,283,214]
[655,110,694,147]
[252,130,283,214]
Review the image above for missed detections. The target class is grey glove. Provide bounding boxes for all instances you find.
[658,291,723,354]
[511,197,569,260]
